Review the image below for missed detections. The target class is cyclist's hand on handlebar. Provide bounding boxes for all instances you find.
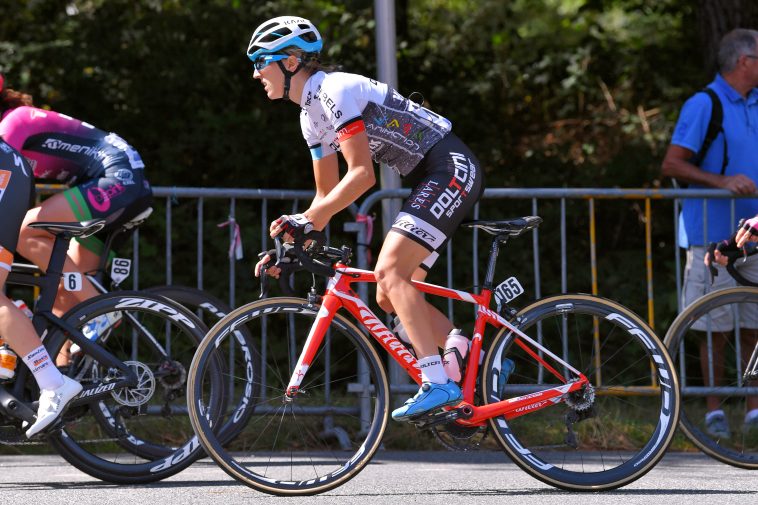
[704,248,728,267]
[736,215,758,248]
[270,214,314,240]
[254,250,281,278]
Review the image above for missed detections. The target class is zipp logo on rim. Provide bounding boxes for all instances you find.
[114,298,196,328]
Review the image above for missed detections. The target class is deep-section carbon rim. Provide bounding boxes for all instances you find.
[188,297,390,496]
[664,286,758,469]
[483,294,680,490]
[46,291,224,483]
[145,285,261,445]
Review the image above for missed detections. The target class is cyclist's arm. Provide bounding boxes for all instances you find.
[303,129,375,231]
[311,153,339,208]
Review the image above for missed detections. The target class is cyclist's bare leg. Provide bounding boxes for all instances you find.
[17,195,101,365]
[17,193,100,316]
[0,273,45,357]
[374,232,442,358]
[376,267,452,349]
[699,331,728,412]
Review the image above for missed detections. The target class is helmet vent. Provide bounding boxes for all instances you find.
[256,22,280,34]
[260,29,291,44]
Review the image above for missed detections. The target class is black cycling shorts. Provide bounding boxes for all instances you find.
[390,132,485,270]
[62,164,153,256]
[0,140,35,270]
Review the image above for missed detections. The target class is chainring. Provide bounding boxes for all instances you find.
[111,360,156,407]
[430,385,488,451]
[431,421,489,451]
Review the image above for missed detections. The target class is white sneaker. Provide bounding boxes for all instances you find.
[25,376,83,438]
[70,312,123,355]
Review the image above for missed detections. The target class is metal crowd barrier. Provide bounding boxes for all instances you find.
[34,184,756,440]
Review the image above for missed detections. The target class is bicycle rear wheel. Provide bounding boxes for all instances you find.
[664,286,758,469]
[45,291,225,483]
[187,297,389,496]
[482,294,679,490]
[145,284,261,443]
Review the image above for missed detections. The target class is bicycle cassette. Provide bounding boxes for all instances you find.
[564,381,595,411]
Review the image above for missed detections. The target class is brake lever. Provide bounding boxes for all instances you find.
[259,266,270,299]
[706,242,719,285]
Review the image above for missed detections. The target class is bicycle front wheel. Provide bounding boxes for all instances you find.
[187,297,390,496]
[664,286,758,469]
[482,294,680,490]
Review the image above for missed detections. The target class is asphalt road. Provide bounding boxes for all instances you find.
[0,451,756,505]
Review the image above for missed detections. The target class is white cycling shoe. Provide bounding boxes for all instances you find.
[25,376,83,438]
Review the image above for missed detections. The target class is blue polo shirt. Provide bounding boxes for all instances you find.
[673,74,758,247]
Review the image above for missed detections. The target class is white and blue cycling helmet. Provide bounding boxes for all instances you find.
[247,16,322,100]
[247,16,322,62]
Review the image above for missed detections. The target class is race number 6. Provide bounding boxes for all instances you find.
[63,272,83,292]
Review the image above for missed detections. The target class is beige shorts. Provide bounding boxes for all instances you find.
[682,246,758,332]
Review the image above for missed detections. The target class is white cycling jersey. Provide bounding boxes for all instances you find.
[299,71,452,176]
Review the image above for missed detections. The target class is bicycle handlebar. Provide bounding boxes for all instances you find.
[707,222,758,287]
[258,232,352,298]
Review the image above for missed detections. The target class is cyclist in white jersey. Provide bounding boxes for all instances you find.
[250,16,485,421]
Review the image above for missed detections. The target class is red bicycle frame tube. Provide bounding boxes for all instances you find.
[285,265,589,423]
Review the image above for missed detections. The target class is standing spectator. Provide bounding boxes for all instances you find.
[662,28,758,438]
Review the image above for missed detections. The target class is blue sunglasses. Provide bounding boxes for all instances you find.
[251,54,290,71]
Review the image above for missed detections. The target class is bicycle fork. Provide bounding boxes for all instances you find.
[285,295,343,398]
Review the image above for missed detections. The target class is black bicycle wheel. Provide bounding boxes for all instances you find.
[664,286,758,469]
[45,291,225,483]
[482,294,680,490]
[187,297,389,496]
[145,284,261,444]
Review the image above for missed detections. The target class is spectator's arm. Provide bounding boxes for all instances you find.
[662,144,756,194]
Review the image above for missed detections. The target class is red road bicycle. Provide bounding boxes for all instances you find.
[187,216,680,495]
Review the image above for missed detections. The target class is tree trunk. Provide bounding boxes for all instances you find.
[698,0,758,73]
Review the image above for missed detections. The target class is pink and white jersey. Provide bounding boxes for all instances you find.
[299,72,452,176]
[0,106,144,186]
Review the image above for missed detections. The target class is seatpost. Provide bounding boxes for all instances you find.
[34,233,74,314]
[483,235,508,290]
[90,227,120,286]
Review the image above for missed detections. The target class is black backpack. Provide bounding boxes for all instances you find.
[673,88,727,189]
[691,88,728,172]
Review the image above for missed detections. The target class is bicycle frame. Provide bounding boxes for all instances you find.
[285,264,589,426]
[0,233,144,424]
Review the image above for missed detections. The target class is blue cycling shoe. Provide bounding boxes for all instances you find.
[391,380,462,422]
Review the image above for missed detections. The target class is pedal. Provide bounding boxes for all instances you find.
[409,404,473,430]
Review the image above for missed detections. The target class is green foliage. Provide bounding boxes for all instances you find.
[0,0,711,318]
